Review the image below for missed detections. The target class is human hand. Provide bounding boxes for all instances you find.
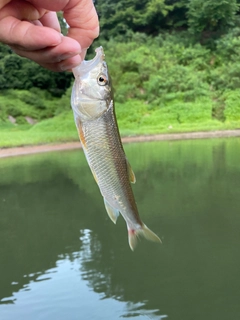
[0,0,99,71]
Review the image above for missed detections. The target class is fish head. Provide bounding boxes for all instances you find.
[71,47,112,121]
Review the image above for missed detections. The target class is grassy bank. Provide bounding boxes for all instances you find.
[1,100,240,148]
[0,112,77,148]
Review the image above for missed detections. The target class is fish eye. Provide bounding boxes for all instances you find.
[97,74,108,86]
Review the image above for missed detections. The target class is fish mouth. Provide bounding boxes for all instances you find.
[72,46,105,78]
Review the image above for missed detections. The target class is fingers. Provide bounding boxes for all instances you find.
[0,16,82,71]
[11,36,82,71]
[0,4,77,70]
[0,16,62,50]
[0,0,99,71]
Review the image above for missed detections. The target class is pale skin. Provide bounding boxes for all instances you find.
[0,0,99,71]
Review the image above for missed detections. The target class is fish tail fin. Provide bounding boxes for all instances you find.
[128,224,162,251]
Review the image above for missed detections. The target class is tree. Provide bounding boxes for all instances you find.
[95,0,173,38]
[187,0,239,35]
[3,55,24,89]
[164,0,188,28]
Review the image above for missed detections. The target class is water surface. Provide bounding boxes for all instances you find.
[0,138,240,319]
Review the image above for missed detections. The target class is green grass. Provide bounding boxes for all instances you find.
[116,99,240,135]
[0,112,78,148]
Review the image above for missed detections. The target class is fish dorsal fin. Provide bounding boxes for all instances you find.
[126,158,136,184]
[104,198,120,224]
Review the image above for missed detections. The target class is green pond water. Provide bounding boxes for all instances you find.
[0,138,240,320]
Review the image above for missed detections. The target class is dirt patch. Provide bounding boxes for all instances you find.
[0,130,240,159]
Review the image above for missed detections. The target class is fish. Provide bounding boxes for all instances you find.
[71,46,161,250]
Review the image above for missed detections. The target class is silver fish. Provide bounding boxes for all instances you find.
[71,46,161,250]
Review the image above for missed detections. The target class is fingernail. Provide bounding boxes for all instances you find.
[59,51,81,62]
[80,48,88,60]
[60,63,76,71]
[52,33,63,46]
[60,56,81,71]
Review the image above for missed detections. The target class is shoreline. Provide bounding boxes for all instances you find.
[0,129,240,159]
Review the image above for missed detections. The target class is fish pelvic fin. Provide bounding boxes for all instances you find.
[126,158,136,184]
[128,224,162,251]
[104,198,120,224]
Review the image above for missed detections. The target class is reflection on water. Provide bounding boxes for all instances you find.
[0,138,240,320]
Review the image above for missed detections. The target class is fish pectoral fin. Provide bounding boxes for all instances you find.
[76,119,87,149]
[103,198,120,224]
[128,224,162,251]
[90,168,98,184]
[126,158,136,184]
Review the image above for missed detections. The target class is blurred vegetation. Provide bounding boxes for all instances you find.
[1,1,240,147]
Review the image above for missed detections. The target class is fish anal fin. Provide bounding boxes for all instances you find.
[128,224,161,251]
[104,198,119,224]
[126,158,136,184]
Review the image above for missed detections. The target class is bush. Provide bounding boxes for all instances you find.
[223,90,240,121]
